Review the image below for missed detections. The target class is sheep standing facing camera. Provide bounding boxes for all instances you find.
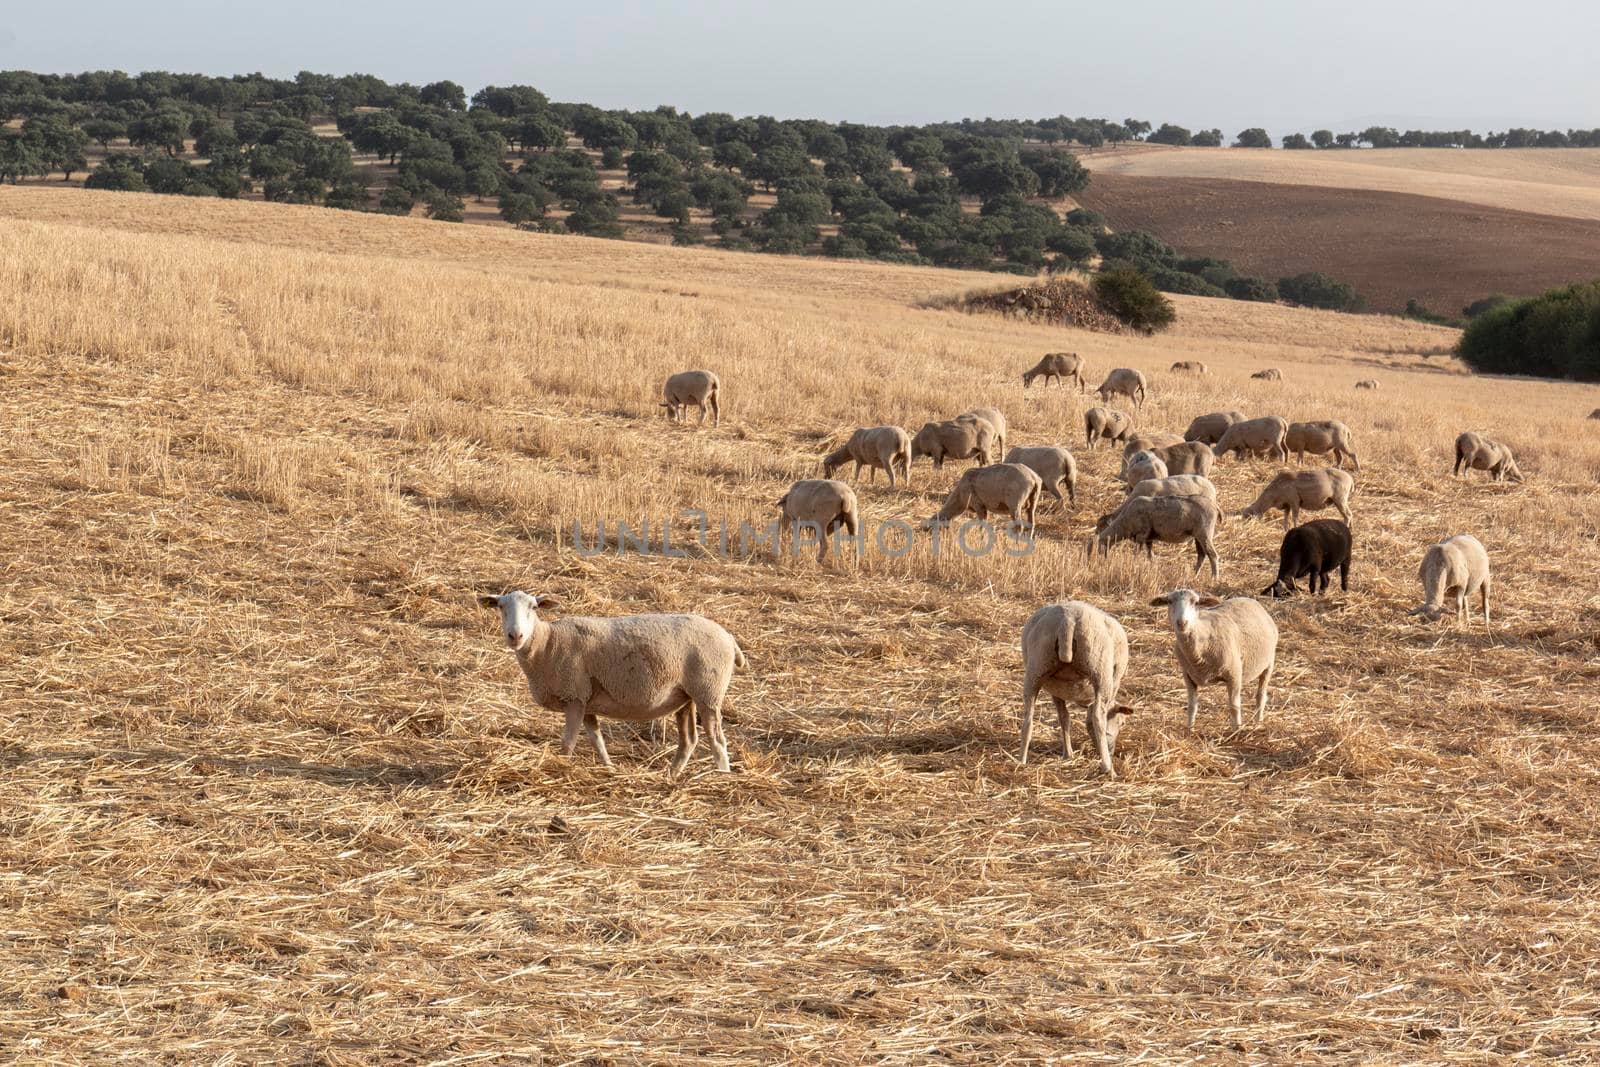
[1149,589,1278,732]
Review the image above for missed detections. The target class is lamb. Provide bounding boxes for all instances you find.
[1122,431,1184,459]
[777,479,861,562]
[1019,602,1133,775]
[1409,534,1492,624]
[1122,449,1168,488]
[477,591,746,774]
[926,463,1042,531]
[1355,379,1379,390]
[958,407,1008,456]
[1453,432,1523,482]
[1125,474,1218,505]
[822,426,911,487]
[1170,360,1208,374]
[1239,467,1354,530]
[1285,420,1360,471]
[1084,406,1134,448]
[910,418,995,469]
[1095,367,1148,408]
[1251,368,1282,381]
[661,369,721,426]
[1004,445,1077,506]
[1149,589,1278,731]
[1022,352,1086,391]
[1156,440,1216,478]
[1262,519,1351,597]
[1089,495,1220,578]
[1184,410,1246,445]
[1214,415,1289,462]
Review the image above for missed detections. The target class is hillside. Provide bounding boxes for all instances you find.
[3,191,1600,1061]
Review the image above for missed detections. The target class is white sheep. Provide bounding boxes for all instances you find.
[478,592,746,773]
[1122,449,1168,488]
[1122,431,1185,460]
[1089,495,1221,578]
[1084,406,1134,448]
[1355,379,1379,390]
[926,463,1042,531]
[1184,410,1245,445]
[1170,360,1208,374]
[1022,352,1085,391]
[1409,534,1492,625]
[1453,432,1523,482]
[958,407,1008,456]
[1239,468,1354,530]
[1156,440,1216,478]
[1214,415,1289,462]
[1285,420,1360,471]
[1149,589,1278,731]
[1096,368,1148,408]
[777,479,861,562]
[911,418,995,469]
[1125,474,1218,505]
[661,370,721,426]
[1004,445,1077,507]
[1251,368,1282,381]
[822,426,911,487]
[1019,602,1133,775]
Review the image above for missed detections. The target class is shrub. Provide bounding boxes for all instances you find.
[1224,275,1279,302]
[1278,272,1364,311]
[1403,299,1464,328]
[1462,294,1513,318]
[1094,230,1176,270]
[1147,267,1226,298]
[1456,281,1600,380]
[1233,128,1272,148]
[1093,268,1176,332]
[1065,207,1106,231]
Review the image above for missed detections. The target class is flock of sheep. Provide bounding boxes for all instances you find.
[479,352,1519,778]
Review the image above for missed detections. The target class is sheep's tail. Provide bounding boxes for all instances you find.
[733,644,748,669]
[1056,609,1077,664]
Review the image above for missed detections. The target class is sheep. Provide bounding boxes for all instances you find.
[1285,420,1360,471]
[1019,602,1133,775]
[1184,410,1246,445]
[1084,406,1134,449]
[911,418,995,469]
[777,479,861,562]
[1590,408,1600,420]
[1214,415,1289,462]
[1122,449,1168,488]
[1149,589,1278,731]
[1409,534,1492,625]
[1122,431,1185,460]
[958,407,1008,456]
[1262,519,1351,597]
[661,369,721,426]
[477,591,746,774]
[1096,367,1148,408]
[1022,352,1086,391]
[822,426,911,487]
[1251,368,1282,381]
[1239,467,1354,530]
[1004,445,1077,507]
[1170,360,1208,374]
[1125,474,1218,506]
[926,463,1042,532]
[1355,379,1379,390]
[1453,432,1523,482]
[1089,495,1220,579]
[1156,440,1216,478]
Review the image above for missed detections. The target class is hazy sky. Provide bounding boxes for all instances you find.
[3,0,1596,135]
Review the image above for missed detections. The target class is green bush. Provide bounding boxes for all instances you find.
[1093,268,1176,332]
[1462,294,1513,318]
[1148,267,1226,298]
[1278,272,1364,311]
[1457,281,1600,379]
[1065,207,1105,231]
[1224,275,1278,302]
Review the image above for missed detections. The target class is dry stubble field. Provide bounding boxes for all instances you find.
[2,188,1600,1063]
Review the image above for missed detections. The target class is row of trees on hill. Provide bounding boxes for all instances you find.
[1277,126,1600,150]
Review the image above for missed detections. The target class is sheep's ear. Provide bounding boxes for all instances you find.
[1147,594,1172,606]
[1110,704,1135,717]
[476,594,502,609]
[1196,596,1223,607]
[532,593,560,609]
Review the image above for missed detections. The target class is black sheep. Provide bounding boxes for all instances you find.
[1263,519,1351,597]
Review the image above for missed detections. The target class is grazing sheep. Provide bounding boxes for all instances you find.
[1022,352,1086,391]
[1214,415,1289,462]
[1170,360,1208,374]
[1089,495,1221,579]
[1251,368,1283,381]
[1122,431,1185,460]
[477,591,746,774]
[1240,468,1355,530]
[822,426,911,487]
[1355,379,1379,390]
[661,369,721,426]
[777,479,861,562]
[1149,589,1278,731]
[1453,432,1523,482]
[1019,602,1133,775]
[1285,420,1360,471]
[926,463,1042,531]
[1590,408,1600,420]
[911,418,995,469]
[1122,449,1168,488]
[1005,445,1077,506]
[958,407,1008,456]
[1084,406,1134,448]
[1125,474,1218,506]
[1096,367,1148,408]
[1156,440,1216,478]
[1409,534,1492,624]
[1184,410,1246,446]
[1263,519,1351,597]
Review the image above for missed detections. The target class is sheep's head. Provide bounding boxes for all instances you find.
[477,590,556,651]
[1021,369,1037,388]
[1262,578,1295,599]
[1407,603,1444,622]
[1149,589,1222,636]
[1090,705,1136,754]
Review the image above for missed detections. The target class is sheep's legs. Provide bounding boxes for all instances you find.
[1052,696,1073,759]
[1018,675,1039,764]
[560,708,583,756]
[1089,700,1114,777]
[1255,667,1272,723]
[1228,681,1245,731]
[583,714,612,766]
[698,703,731,771]
[669,704,698,775]
[1481,581,1491,626]
[1185,682,1199,731]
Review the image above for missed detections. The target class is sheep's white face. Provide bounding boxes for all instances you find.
[481,590,544,651]
[1151,588,1214,636]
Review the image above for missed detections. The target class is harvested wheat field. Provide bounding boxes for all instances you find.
[4,187,1600,1063]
